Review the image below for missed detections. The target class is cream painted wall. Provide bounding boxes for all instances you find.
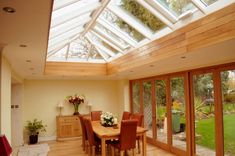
[0,56,12,143]
[23,80,120,139]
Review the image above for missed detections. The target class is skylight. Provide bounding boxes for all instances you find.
[201,0,218,6]
[46,0,225,63]
[156,0,196,17]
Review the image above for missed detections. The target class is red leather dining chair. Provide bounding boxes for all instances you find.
[130,113,144,154]
[0,135,12,156]
[121,111,131,120]
[111,120,138,156]
[78,115,88,152]
[84,118,101,156]
[91,111,102,121]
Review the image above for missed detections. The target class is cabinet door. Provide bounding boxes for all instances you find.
[72,120,80,136]
[59,123,73,137]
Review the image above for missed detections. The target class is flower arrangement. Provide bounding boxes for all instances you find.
[100,112,118,127]
[66,94,85,115]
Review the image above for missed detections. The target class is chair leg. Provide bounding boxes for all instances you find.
[120,150,124,156]
[92,146,96,156]
[137,140,141,154]
[88,145,91,156]
[132,148,136,156]
[111,146,115,156]
[82,137,85,151]
[85,141,89,153]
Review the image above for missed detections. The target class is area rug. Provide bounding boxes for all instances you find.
[18,143,49,156]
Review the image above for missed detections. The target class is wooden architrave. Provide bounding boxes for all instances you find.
[45,61,107,76]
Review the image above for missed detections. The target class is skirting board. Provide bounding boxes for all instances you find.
[38,136,57,142]
[57,136,82,141]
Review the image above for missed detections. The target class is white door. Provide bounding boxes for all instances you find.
[11,84,23,147]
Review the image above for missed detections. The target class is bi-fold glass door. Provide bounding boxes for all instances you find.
[154,76,188,155]
[190,67,235,156]
[220,69,235,156]
[191,72,216,156]
[131,76,189,155]
[130,63,235,156]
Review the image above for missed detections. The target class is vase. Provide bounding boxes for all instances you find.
[29,134,38,144]
[73,111,80,115]
[73,104,79,115]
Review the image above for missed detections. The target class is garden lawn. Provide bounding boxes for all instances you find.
[196,114,235,155]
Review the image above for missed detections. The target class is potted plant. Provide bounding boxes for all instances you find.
[25,119,46,144]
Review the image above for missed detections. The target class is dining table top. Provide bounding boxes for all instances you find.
[91,121,147,138]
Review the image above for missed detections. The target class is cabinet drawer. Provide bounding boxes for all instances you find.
[58,116,79,123]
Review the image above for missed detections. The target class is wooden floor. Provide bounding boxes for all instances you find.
[47,139,175,156]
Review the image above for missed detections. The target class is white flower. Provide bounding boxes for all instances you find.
[100,111,116,126]
[113,118,118,125]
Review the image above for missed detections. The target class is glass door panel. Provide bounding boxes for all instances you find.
[220,70,235,156]
[155,80,167,143]
[193,73,216,156]
[132,82,140,113]
[143,81,153,138]
[170,77,186,151]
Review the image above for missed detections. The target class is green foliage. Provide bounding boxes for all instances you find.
[116,19,144,41]
[120,0,165,31]
[155,80,166,107]
[203,0,218,5]
[25,119,46,135]
[171,77,185,103]
[193,73,213,98]
[166,0,191,15]
[143,82,152,107]
[116,0,165,41]
[157,106,166,119]
[221,71,230,94]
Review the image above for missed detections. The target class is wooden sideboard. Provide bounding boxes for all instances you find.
[56,115,82,140]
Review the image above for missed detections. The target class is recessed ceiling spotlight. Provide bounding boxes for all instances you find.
[181,56,186,59]
[19,44,27,48]
[26,60,31,63]
[2,7,16,13]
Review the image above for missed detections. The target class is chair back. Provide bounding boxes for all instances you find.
[84,118,96,146]
[78,115,87,141]
[91,111,102,121]
[122,111,131,120]
[119,120,138,150]
[131,113,143,127]
[0,135,12,156]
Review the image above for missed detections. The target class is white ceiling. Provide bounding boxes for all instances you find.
[0,0,235,81]
[0,0,52,79]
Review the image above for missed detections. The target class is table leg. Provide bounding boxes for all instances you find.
[142,133,146,156]
[101,138,106,156]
